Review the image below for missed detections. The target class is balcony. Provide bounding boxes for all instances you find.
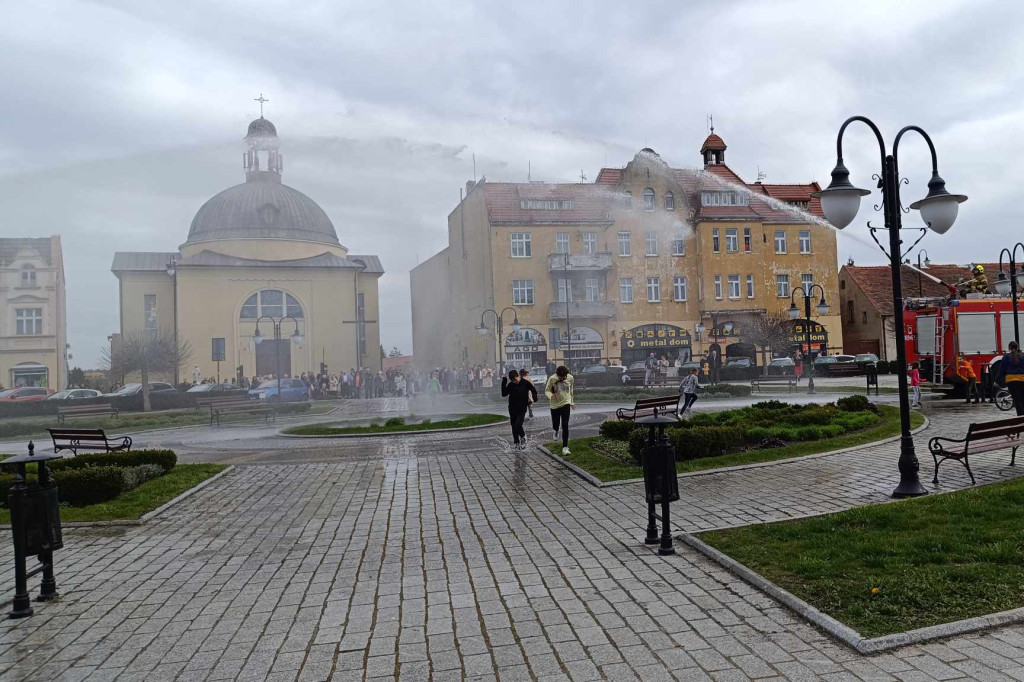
[549,301,617,319]
[548,252,613,272]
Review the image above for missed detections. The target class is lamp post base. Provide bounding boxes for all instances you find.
[892,438,929,499]
[892,479,929,498]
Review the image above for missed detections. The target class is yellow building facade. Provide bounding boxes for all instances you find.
[411,132,842,370]
[112,114,382,384]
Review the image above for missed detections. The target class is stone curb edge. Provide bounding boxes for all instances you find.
[277,416,507,439]
[538,413,930,489]
[679,531,1024,653]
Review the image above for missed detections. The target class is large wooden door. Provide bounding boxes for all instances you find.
[255,339,291,377]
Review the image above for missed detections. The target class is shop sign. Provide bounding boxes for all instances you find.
[622,324,693,350]
[789,320,829,345]
[558,326,604,351]
[505,328,547,353]
[711,321,741,341]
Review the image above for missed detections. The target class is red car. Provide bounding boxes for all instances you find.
[0,387,55,402]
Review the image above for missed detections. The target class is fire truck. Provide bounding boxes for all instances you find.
[902,265,1019,391]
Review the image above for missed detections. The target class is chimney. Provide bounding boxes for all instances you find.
[466,180,476,194]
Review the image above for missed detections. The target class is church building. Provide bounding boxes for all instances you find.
[111,109,383,384]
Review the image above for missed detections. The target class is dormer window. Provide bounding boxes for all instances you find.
[700,191,749,207]
[19,265,36,287]
[643,188,655,211]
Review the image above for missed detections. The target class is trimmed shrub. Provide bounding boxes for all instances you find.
[699,383,752,397]
[668,426,744,460]
[599,420,641,441]
[47,449,177,474]
[836,395,871,412]
[384,417,405,428]
[54,466,125,506]
[122,464,166,491]
[628,428,648,464]
[751,400,791,411]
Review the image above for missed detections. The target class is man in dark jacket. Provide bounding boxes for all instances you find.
[502,370,538,450]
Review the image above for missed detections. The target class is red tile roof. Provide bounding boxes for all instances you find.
[842,264,976,316]
[700,134,727,152]
[482,183,614,225]
[595,168,621,186]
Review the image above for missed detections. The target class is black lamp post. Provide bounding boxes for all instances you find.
[477,307,521,373]
[252,316,304,391]
[788,284,830,394]
[813,116,967,499]
[995,243,1024,347]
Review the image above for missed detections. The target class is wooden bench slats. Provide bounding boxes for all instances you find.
[48,428,132,455]
[751,376,798,393]
[929,415,1024,484]
[56,404,118,424]
[210,400,273,426]
[616,395,681,421]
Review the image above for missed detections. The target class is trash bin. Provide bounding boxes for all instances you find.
[636,414,680,555]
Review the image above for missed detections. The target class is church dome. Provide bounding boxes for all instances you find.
[246,117,277,138]
[185,180,340,246]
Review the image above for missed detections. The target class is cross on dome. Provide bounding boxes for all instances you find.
[254,93,269,118]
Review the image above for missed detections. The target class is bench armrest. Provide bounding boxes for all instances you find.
[615,408,634,421]
[928,435,966,452]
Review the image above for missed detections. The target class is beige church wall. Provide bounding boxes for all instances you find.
[179,239,347,261]
[118,272,175,337]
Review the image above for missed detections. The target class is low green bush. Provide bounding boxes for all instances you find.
[121,464,166,491]
[46,449,177,474]
[836,395,872,412]
[599,420,641,441]
[669,426,744,460]
[699,383,752,397]
[629,429,647,464]
[384,417,405,428]
[54,466,126,507]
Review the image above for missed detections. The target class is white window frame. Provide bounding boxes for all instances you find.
[557,278,572,303]
[774,230,787,254]
[712,228,720,253]
[743,227,752,253]
[144,294,157,331]
[802,274,814,295]
[512,279,535,305]
[555,232,569,254]
[583,232,597,255]
[19,266,36,287]
[714,275,723,300]
[746,274,754,299]
[728,274,741,299]
[647,277,661,303]
[620,278,633,303]
[665,191,675,210]
[585,278,599,302]
[643,188,655,211]
[776,274,790,298]
[510,232,532,258]
[15,308,43,336]
[799,230,811,254]
[645,231,658,256]
[673,276,687,302]
[617,231,631,257]
[725,228,738,253]
[672,233,685,256]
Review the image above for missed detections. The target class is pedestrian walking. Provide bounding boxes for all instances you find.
[996,341,1024,416]
[957,355,980,404]
[909,361,922,408]
[502,370,537,450]
[519,367,535,419]
[678,368,701,415]
[545,366,575,456]
[644,353,657,386]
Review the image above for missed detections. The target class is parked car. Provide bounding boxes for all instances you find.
[102,382,177,397]
[43,388,102,401]
[186,382,236,393]
[719,357,757,381]
[249,378,310,402]
[0,387,55,402]
[767,357,796,376]
[855,353,879,370]
[813,354,858,376]
[577,364,628,387]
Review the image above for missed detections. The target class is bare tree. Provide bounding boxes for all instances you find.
[746,313,794,373]
[102,329,192,411]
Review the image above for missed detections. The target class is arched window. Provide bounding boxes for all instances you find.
[19,265,36,287]
[665,191,675,210]
[643,188,655,211]
[240,290,303,319]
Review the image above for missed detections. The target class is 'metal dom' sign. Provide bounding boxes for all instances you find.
[789,320,829,345]
[623,324,693,350]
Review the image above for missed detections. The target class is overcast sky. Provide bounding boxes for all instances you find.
[3,0,1023,367]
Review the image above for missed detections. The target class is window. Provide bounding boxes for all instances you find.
[557,278,572,303]
[621,192,633,209]
[212,338,226,362]
[555,232,569,253]
[617,231,631,257]
[847,300,854,323]
[15,308,42,335]
[799,230,811,254]
[776,274,790,298]
[585,278,599,302]
[512,280,535,305]
[144,294,157,330]
[672,233,685,256]
[712,228,720,253]
[510,232,531,257]
[645,231,658,256]
[774,230,787,254]
[647,277,661,302]
[728,275,741,299]
[726,228,738,253]
[620,278,633,303]
[19,265,36,287]
[520,199,573,210]
[240,291,304,319]
[802,274,814,295]
[673,276,687,302]
[665,191,675,210]
[862,311,868,324]
[746,274,754,298]
[743,227,752,252]
[701,191,749,206]
[714,275,723,300]
[549,328,562,349]
[583,232,597,255]
[643,188,655,211]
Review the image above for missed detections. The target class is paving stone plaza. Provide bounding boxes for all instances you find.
[2,397,1024,681]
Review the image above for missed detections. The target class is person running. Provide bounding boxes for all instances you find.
[545,366,575,456]
[678,367,701,415]
[502,370,537,450]
[957,355,979,404]
[519,367,535,419]
[996,341,1024,416]
[909,361,922,408]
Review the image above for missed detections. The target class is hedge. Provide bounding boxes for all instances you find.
[599,420,642,441]
[47,449,177,474]
[836,394,872,412]
[668,426,744,460]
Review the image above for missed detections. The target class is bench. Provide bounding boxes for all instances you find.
[928,415,1024,485]
[195,393,245,414]
[750,375,799,393]
[210,399,273,426]
[56,403,119,424]
[824,363,862,377]
[616,395,681,421]
[48,428,132,456]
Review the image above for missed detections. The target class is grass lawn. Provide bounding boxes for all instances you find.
[698,476,1024,638]
[0,463,227,524]
[283,413,505,436]
[547,405,924,482]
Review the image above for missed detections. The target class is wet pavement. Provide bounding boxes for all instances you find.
[0,398,1023,680]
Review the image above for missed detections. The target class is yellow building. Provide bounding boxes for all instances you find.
[411,132,842,370]
[111,113,383,384]
[0,236,67,389]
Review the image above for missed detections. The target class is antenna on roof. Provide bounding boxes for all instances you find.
[579,170,587,184]
[847,256,855,266]
[708,114,714,134]
[756,166,766,182]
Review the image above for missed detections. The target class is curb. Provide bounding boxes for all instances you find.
[539,413,930,488]
[278,416,507,439]
[678,531,1024,653]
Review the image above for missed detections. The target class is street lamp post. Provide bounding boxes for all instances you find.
[252,316,304,392]
[916,249,931,297]
[788,285,830,394]
[165,258,178,387]
[564,253,572,368]
[995,243,1024,347]
[477,307,521,374]
[813,116,967,498]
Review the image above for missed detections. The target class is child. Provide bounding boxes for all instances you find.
[909,361,922,408]
[544,366,575,456]
[678,368,701,415]
[502,370,537,450]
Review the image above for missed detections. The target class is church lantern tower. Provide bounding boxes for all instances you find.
[244,94,283,183]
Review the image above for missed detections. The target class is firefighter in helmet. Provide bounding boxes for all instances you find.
[957,264,989,297]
